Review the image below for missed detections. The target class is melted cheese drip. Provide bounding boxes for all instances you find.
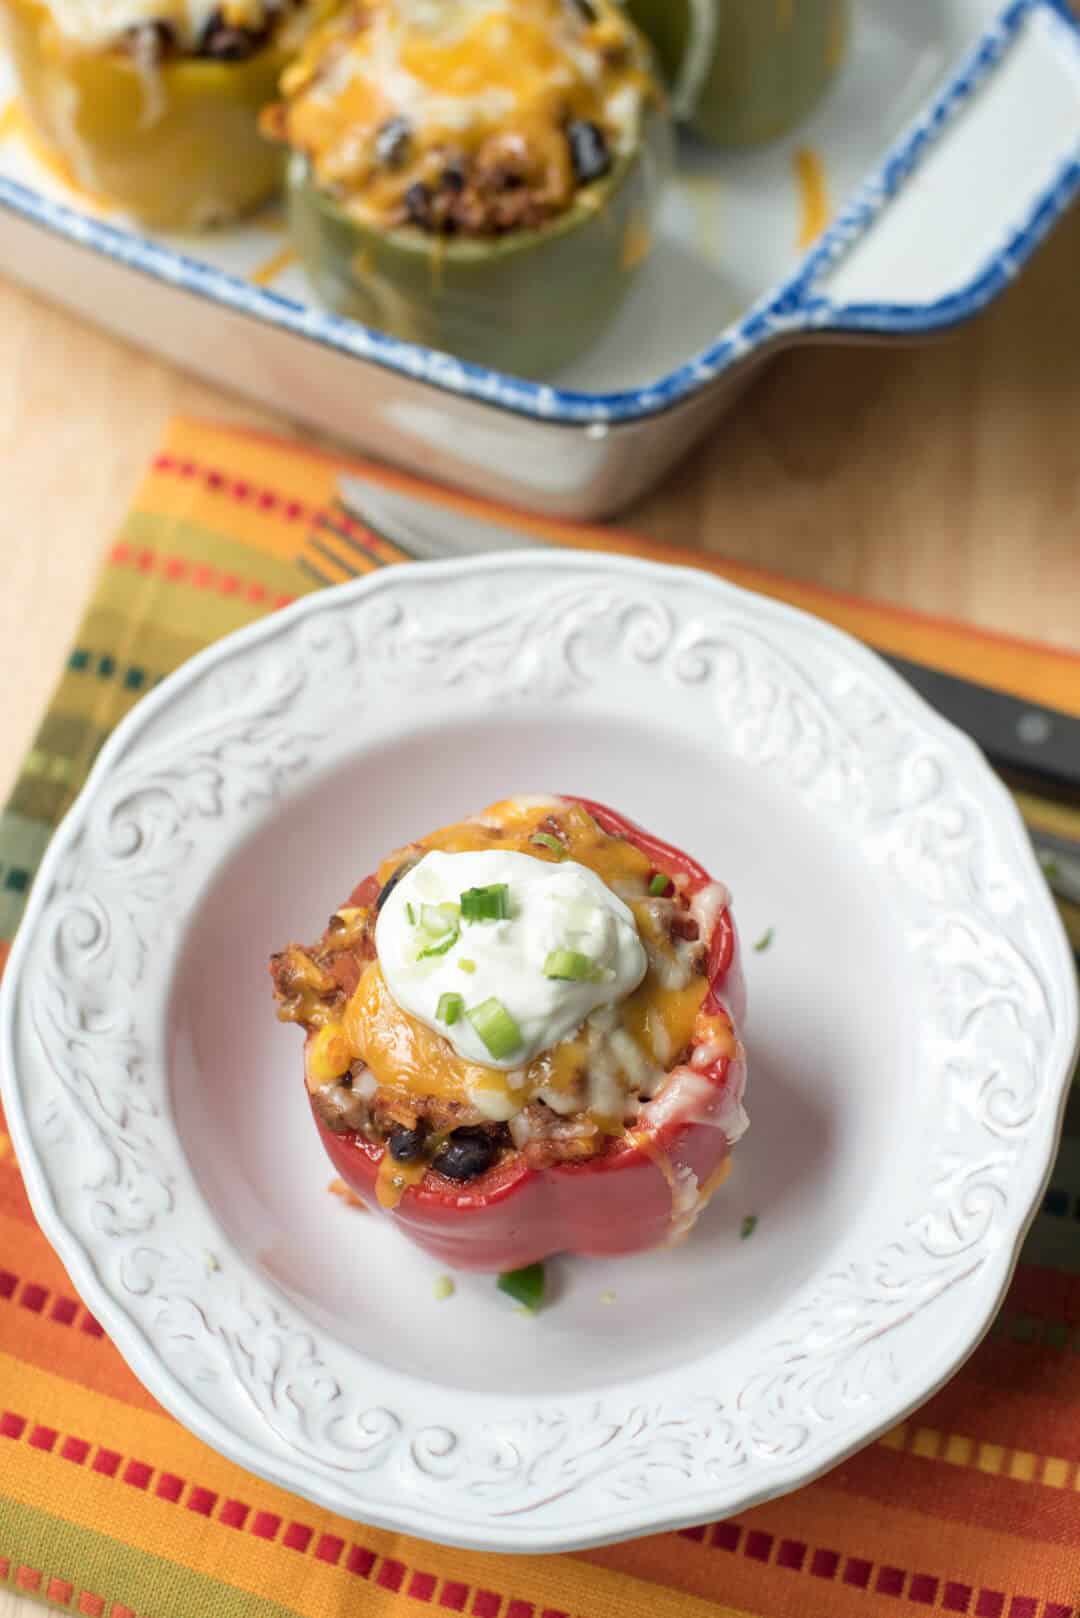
[795,145,830,248]
[274,0,652,224]
[334,797,724,1131]
[374,1146,429,1207]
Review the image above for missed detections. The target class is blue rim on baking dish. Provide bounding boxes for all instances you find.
[1,0,1078,427]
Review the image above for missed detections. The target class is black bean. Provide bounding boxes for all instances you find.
[441,160,467,194]
[434,1128,499,1183]
[197,10,263,59]
[375,116,413,169]
[404,182,435,229]
[388,1125,427,1164]
[567,120,612,185]
[375,858,419,915]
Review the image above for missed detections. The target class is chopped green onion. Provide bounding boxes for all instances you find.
[530,832,564,857]
[405,902,416,925]
[543,948,592,981]
[458,958,477,975]
[421,902,458,934]
[416,903,461,959]
[432,1275,455,1302]
[740,1214,758,1240]
[753,928,774,953]
[460,883,511,922]
[436,992,464,1026]
[497,1262,545,1312]
[649,873,670,897]
[467,997,522,1060]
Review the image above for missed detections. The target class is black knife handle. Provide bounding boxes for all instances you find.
[883,655,1080,806]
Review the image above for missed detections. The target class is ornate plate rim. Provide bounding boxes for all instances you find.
[1,552,1077,1553]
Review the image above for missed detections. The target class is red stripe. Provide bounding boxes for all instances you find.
[0,1266,101,1339]
[152,454,312,527]
[684,1514,1061,1615]
[108,541,295,610]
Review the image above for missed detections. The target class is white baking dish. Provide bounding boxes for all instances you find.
[0,0,1077,517]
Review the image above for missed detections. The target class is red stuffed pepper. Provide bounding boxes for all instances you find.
[270,795,747,1272]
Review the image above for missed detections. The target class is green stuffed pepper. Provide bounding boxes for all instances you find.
[262,0,671,377]
[624,0,850,148]
[0,0,332,229]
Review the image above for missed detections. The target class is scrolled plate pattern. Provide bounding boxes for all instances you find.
[2,555,1076,1552]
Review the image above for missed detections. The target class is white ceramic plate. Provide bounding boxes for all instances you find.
[2,553,1077,1553]
[0,1,1078,516]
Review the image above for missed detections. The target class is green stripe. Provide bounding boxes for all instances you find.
[0,1496,303,1618]
[0,813,55,943]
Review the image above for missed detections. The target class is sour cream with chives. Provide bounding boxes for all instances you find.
[375,849,647,1070]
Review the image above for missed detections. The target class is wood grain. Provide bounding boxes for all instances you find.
[0,123,1079,1618]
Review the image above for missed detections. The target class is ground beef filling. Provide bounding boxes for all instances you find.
[271,842,708,1185]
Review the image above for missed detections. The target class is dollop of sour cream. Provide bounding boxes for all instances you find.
[375,850,647,1070]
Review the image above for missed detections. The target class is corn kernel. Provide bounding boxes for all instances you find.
[306,1024,352,1084]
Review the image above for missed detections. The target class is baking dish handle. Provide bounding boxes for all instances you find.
[795,0,1080,335]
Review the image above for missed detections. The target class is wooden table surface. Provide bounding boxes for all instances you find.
[1,172,1079,1618]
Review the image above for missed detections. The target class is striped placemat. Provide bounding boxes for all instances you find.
[1,416,1079,1618]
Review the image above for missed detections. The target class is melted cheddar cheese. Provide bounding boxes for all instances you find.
[307,796,724,1136]
[266,0,656,229]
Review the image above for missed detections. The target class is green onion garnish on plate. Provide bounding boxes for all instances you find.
[649,873,670,896]
[529,832,564,857]
[543,948,592,981]
[461,883,511,922]
[497,1262,545,1312]
[436,992,464,1025]
[467,997,522,1059]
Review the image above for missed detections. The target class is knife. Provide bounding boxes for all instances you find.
[335,474,1080,920]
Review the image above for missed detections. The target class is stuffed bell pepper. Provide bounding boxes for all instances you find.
[624,0,850,147]
[1,0,330,227]
[270,795,748,1273]
[260,0,671,375]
